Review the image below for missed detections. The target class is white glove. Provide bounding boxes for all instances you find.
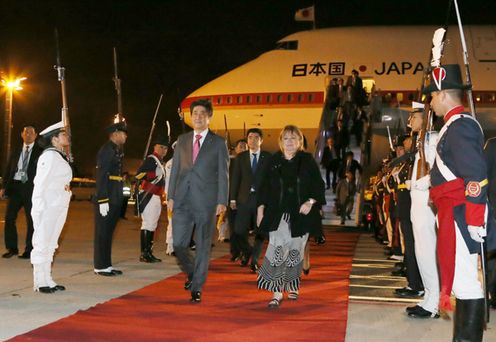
[468,225,486,243]
[405,180,411,190]
[99,202,109,217]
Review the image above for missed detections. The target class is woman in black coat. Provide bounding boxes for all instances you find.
[256,125,326,308]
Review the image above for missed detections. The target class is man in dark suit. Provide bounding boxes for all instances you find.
[338,151,363,181]
[333,119,349,160]
[1,125,43,259]
[320,137,340,191]
[229,128,271,272]
[168,99,229,303]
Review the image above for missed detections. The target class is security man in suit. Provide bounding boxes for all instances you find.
[229,128,271,273]
[427,64,495,341]
[93,118,127,276]
[167,99,229,303]
[135,136,169,263]
[1,124,43,259]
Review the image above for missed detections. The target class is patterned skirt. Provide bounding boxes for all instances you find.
[257,214,309,293]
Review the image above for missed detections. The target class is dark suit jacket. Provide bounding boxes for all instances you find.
[229,150,271,204]
[338,159,363,179]
[168,130,229,211]
[321,145,339,168]
[2,143,43,196]
[332,126,349,149]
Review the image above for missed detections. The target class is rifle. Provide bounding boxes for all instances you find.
[223,114,232,150]
[113,47,123,118]
[143,94,164,160]
[453,0,487,324]
[416,27,447,180]
[54,29,73,161]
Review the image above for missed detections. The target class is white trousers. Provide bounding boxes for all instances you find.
[410,189,439,313]
[31,205,69,265]
[141,195,162,232]
[452,223,484,299]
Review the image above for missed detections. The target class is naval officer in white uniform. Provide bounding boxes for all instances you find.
[30,121,72,294]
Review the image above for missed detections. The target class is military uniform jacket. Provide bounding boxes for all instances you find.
[32,148,73,213]
[393,162,411,219]
[95,140,123,205]
[135,153,165,213]
[430,107,495,252]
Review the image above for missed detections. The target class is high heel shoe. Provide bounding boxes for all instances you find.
[302,267,310,275]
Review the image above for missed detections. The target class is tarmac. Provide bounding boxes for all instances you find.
[1,200,495,341]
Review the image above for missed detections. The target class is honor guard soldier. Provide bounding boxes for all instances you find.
[135,136,169,263]
[405,102,440,318]
[426,64,495,341]
[391,137,424,298]
[93,118,128,276]
[31,122,72,293]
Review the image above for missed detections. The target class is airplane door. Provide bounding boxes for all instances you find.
[470,26,496,62]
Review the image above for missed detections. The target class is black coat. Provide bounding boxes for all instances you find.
[2,143,43,196]
[257,151,326,237]
[230,150,271,204]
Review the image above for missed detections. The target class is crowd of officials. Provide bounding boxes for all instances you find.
[0,98,330,309]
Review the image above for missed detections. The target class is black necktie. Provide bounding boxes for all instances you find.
[251,153,258,172]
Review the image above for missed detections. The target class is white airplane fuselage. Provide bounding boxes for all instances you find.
[181,26,496,152]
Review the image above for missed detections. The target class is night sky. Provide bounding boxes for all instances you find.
[1,0,495,175]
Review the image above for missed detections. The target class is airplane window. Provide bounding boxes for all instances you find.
[246,95,252,103]
[298,94,304,103]
[266,95,272,103]
[277,95,282,103]
[309,94,314,102]
[227,96,232,104]
[216,97,222,105]
[287,94,293,102]
[256,95,262,103]
[237,96,242,104]
[274,40,298,50]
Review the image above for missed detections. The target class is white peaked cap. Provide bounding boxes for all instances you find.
[412,101,425,111]
[40,121,65,136]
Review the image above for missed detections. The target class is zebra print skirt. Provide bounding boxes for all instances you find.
[257,214,309,293]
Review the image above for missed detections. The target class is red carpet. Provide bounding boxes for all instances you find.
[11,232,359,342]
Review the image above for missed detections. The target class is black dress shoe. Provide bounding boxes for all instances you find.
[391,269,406,277]
[394,287,424,298]
[240,257,249,267]
[2,250,18,258]
[37,286,55,294]
[184,279,192,290]
[406,305,421,313]
[407,305,439,319]
[250,264,259,273]
[18,251,31,259]
[303,267,311,276]
[190,291,201,303]
[315,236,326,245]
[95,271,116,277]
[230,255,240,262]
[111,269,123,275]
[51,285,66,291]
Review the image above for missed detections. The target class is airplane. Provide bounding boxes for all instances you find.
[180,26,496,159]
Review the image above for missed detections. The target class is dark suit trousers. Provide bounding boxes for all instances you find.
[93,202,122,269]
[172,204,216,292]
[227,207,240,258]
[4,182,34,252]
[233,193,265,265]
[400,217,423,291]
[325,162,338,190]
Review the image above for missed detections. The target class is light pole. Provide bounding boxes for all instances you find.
[1,76,26,174]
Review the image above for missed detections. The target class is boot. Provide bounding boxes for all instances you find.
[140,230,153,263]
[145,230,161,263]
[453,298,484,342]
[33,263,54,294]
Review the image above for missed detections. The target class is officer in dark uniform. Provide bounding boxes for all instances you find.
[93,119,128,276]
[426,64,495,341]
